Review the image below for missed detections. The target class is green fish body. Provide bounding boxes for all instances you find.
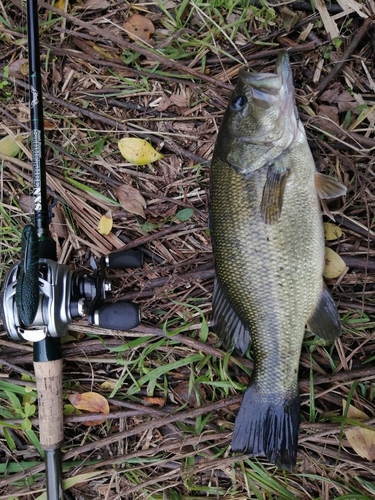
[210,52,345,470]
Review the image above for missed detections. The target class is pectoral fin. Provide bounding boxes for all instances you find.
[315,172,347,199]
[212,277,250,355]
[260,164,290,224]
[307,287,341,340]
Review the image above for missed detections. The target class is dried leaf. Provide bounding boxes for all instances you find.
[44,120,56,130]
[8,58,29,77]
[97,211,113,235]
[319,83,357,113]
[51,203,69,239]
[343,400,368,420]
[84,0,110,9]
[323,247,346,279]
[68,392,110,413]
[0,135,21,157]
[324,222,343,241]
[124,13,155,42]
[343,400,375,461]
[68,392,109,426]
[280,6,303,31]
[118,138,163,165]
[317,105,339,125]
[116,184,146,218]
[174,381,206,407]
[19,195,34,214]
[143,396,165,407]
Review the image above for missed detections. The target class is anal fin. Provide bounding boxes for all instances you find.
[212,277,250,355]
[307,287,341,340]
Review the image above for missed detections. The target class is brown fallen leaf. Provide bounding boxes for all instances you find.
[173,381,206,407]
[116,184,146,218]
[84,0,110,9]
[124,13,155,42]
[155,93,189,112]
[343,400,375,462]
[143,396,165,407]
[51,203,69,239]
[68,392,110,426]
[317,105,339,125]
[8,58,29,78]
[319,82,358,113]
[19,195,34,214]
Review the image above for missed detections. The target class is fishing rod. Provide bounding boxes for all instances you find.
[1,1,143,498]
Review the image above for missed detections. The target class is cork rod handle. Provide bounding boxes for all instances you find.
[34,359,64,450]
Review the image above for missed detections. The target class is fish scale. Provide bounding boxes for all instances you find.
[210,52,345,469]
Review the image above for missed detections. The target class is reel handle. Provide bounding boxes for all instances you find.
[93,302,140,331]
[105,250,143,269]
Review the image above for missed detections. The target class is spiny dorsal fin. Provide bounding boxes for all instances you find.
[260,164,290,224]
[315,172,347,200]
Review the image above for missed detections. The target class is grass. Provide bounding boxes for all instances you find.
[1,0,375,498]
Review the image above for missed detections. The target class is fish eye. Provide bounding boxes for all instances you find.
[230,95,247,111]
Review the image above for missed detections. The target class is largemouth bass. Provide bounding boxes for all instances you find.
[210,52,346,470]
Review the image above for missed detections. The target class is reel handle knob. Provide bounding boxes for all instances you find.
[93,302,140,331]
[105,250,143,269]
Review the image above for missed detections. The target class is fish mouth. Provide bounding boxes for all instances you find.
[239,52,294,110]
[275,52,295,117]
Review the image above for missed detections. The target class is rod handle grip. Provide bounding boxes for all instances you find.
[34,359,64,450]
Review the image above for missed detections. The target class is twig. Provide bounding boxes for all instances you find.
[316,16,375,94]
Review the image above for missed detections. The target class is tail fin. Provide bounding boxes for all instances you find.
[232,385,300,470]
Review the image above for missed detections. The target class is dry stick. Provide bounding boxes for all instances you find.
[342,256,375,270]
[306,115,375,149]
[316,16,375,94]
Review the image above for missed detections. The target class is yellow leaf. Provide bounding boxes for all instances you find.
[97,211,113,235]
[55,0,65,10]
[343,400,375,461]
[118,138,163,165]
[0,135,21,157]
[324,222,343,241]
[116,184,146,218]
[100,381,115,392]
[323,247,346,279]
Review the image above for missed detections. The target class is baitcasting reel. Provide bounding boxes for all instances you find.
[1,224,143,342]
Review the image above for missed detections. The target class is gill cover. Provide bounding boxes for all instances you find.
[215,52,301,176]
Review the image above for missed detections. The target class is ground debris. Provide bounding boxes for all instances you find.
[1,1,375,499]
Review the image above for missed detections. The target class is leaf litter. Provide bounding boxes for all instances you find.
[1,1,375,499]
